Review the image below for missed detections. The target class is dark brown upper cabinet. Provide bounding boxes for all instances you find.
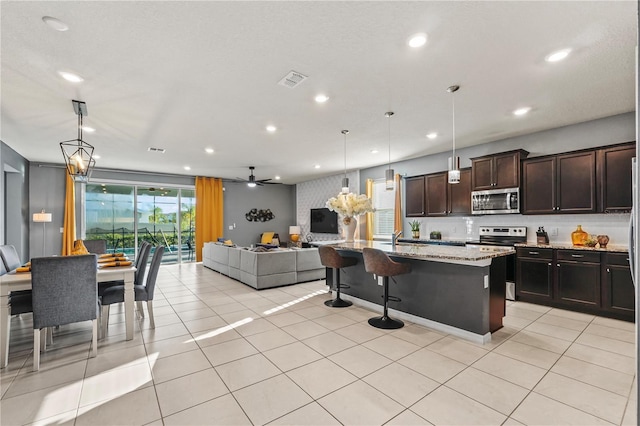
[471,150,528,191]
[405,176,425,217]
[425,173,448,216]
[405,168,471,217]
[448,168,471,215]
[522,151,596,214]
[597,143,636,213]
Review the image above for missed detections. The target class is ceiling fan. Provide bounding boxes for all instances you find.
[235,166,280,187]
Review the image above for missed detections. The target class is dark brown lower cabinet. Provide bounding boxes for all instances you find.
[556,250,600,308]
[516,248,553,302]
[516,248,633,321]
[602,253,635,319]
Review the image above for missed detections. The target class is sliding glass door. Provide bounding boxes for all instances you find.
[85,183,195,264]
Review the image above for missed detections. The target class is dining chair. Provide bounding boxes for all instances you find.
[100,245,164,333]
[1,244,34,313]
[0,244,22,271]
[83,239,107,254]
[98,241,151,297]
[31,254,99,371]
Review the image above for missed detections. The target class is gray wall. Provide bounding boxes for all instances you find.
[355,112,636,244]
[359,112,635,192]
[222,181,296,247]
[1,141,30,262]
[28,165,67,257]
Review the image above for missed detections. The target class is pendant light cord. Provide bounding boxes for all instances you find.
[451,91,455,161]
[344,131,347,179]
[77,111,83,142]
[387,113,392,171]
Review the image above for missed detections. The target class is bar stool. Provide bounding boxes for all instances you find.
[362,247,411,329]
[318,246,358,308]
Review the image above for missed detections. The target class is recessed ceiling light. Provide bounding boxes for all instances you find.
[274,176,281,180]
[93,154,101,159]
[266,125,277,132]
[426,132,438,139]
[82,126,95,133]
[58,71,83,83]
[408,33,428,48]
[513,107,531,116]
[545,48,571,63]
[205,147,214,154]
[371,149,379,154]
[184,166,191,171]
[314,94,329,103]
[314,164,321,169]
[42,16,69,31]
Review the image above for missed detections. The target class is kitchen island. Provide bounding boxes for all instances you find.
[315,240,514,343]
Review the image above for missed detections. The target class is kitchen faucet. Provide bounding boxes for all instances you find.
[391,230,403,250]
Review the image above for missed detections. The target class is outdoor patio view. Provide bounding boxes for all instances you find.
[85,184,195,264]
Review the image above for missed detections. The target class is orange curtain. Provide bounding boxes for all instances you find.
[394,174,402,233]
[365,179,374,240]
[61,172,76,256]
[195,176,224,262]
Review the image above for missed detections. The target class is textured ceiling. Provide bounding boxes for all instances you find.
[1,1,636,184]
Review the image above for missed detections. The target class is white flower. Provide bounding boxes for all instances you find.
[325,192,375,218]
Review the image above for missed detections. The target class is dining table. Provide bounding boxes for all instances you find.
[0,265,136,368]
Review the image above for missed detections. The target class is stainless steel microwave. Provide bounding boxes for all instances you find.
[471,187,520,215]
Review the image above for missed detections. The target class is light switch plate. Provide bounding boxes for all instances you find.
[484,275,489,289]
[377,276,384,286]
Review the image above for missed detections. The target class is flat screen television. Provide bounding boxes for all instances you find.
[310,208,338,234]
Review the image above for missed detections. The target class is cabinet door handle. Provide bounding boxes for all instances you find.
[571,254,584,258]
[528,251,539,255]
[557,264,560,267]
[607,268,610,273]
[548,262,551,266]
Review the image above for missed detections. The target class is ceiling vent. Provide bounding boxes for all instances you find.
[147,147,166,153]
[278,70,308,88]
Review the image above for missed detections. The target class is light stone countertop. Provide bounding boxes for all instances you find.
[313,240,514,267]
[514,243,628,253]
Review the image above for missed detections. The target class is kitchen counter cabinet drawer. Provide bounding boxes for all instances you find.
[605,252,631,266]
[556,250,601,263]
[516,248,553,260]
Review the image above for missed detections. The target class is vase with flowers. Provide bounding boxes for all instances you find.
[326,192,375,242]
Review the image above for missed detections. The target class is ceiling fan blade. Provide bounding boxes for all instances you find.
[261,181,282,185]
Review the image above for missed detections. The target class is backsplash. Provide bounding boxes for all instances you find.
[403,213,631,247]
[296,171,360,242]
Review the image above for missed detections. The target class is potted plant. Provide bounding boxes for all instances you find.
[430,231,442,240]
[409,220,421,239]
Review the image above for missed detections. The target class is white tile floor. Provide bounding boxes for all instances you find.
[1,263,637,425]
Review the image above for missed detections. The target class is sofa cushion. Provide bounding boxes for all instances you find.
[295,248,323,271]
[228,248,241,269]
[240,250,296,276]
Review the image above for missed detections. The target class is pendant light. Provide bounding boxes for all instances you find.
[341,130,350,194]
[385,111,395,191]
[60,100,96,182]
[447,85,460,184]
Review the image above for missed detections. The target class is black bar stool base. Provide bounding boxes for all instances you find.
[368,316,404,329]
[325,298,352,308]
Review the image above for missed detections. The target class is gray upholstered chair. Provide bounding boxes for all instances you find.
[1,244,33,314]
[362,247,411,330]
[0,245,22,271]
[31,254,99,371]
[101,246,164,333]
[98,241,151,297]
[83,239,107,254]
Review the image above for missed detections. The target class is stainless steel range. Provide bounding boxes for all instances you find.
[476,226,527,300]
[478,226,527,246]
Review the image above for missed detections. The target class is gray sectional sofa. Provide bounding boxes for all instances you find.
[202,242,325,289]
